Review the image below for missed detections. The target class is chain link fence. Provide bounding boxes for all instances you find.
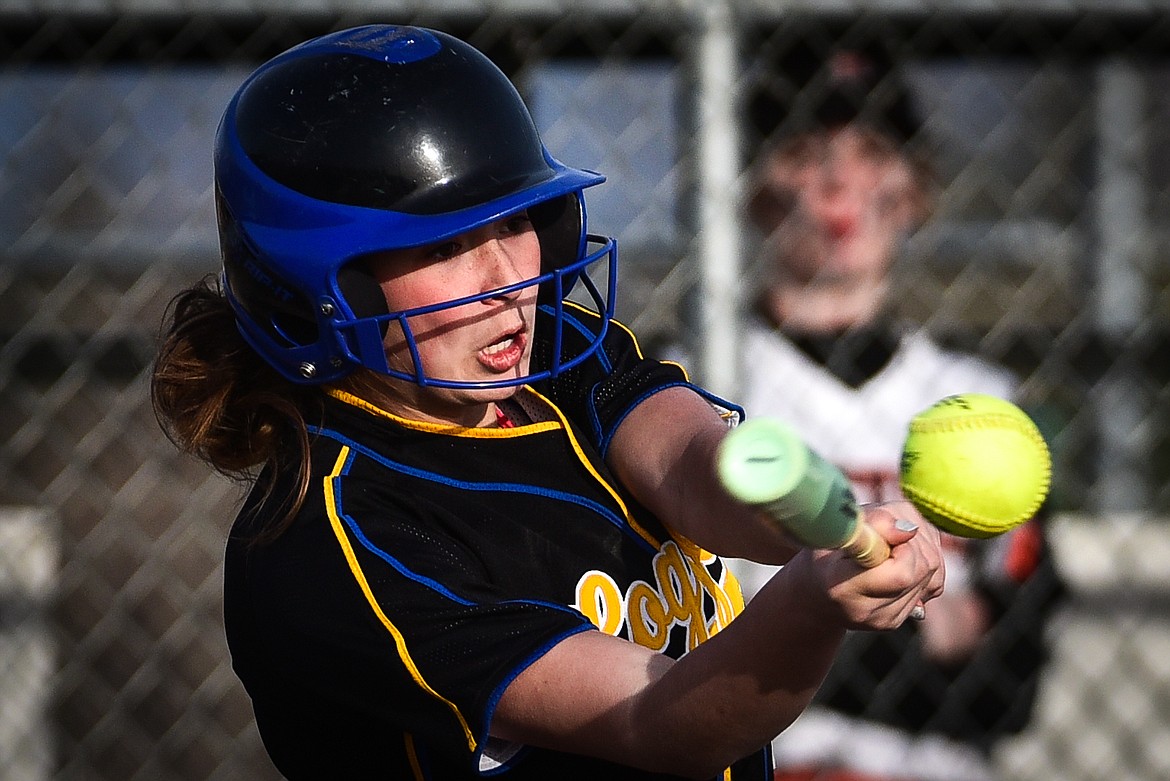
[0,2,1168,780]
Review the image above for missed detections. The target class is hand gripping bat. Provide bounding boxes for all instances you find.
[716,418,890,568]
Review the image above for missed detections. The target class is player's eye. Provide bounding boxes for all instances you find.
[502,212,532,234]
[426,241,461,260]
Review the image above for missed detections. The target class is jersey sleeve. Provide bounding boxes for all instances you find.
[533,303,742,457]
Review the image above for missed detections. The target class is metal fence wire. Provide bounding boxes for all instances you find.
[0,3,1168,780]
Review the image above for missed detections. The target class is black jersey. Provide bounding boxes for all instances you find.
[224,308,767,780]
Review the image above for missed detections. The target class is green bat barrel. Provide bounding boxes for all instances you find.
[716,418,862,549]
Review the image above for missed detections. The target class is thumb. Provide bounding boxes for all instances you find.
[861,502,923,547]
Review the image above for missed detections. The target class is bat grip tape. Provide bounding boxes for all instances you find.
[842,519,890,568]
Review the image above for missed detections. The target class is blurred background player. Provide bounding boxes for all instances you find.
[727,37,1065,781]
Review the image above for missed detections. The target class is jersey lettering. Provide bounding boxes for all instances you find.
[574,540,740,653]
[575,570,625,636]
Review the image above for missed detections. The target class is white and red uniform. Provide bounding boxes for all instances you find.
[730,315,1033,781]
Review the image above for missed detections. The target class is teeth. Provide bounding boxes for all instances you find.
[483,336,514,355]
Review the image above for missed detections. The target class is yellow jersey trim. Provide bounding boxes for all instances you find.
[404,733,425,781]
[323,446,478,752]
[524,386,663,551]
[325,387,561,438]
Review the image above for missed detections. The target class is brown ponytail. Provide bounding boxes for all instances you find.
[150,276,323,542]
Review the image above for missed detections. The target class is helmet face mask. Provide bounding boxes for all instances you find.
[332,234,617,389]
[215,24,615,386]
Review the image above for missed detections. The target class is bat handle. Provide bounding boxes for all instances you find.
[842,517,891,568]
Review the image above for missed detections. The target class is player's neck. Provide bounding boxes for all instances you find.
[760,285,903,388]
[762,279,889,335]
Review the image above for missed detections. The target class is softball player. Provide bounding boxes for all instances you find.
[151,25,943,780]
[731,39,1062,781]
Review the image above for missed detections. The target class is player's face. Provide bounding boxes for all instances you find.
[364,212,542,424]
[751,124,923,287]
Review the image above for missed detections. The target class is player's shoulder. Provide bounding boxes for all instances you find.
[897,329,1017,392]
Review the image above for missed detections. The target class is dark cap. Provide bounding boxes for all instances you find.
[747,37,922,150]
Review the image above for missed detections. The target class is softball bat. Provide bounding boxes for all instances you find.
[716,418,890,568]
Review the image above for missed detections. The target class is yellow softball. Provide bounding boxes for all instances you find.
[899,394,1051,538]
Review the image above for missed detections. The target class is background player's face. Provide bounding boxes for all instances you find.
[364,212,542,421]
[751,124,923,288]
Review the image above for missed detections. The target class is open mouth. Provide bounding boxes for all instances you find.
[478,327,527,372]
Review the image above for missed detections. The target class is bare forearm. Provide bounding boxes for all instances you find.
[495,557,844,777]
[608,386,800,562]
[629,560,844,775]
[495,508,943,776]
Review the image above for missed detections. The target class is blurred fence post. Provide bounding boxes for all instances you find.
[0,507,57,781]
[693,0,744,400]
[1093,58,1152,513]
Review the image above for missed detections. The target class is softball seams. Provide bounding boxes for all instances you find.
[908,412,1044,445]
[907,415,1051,476]
[908,415,1050,469]
[903,413,1051,534]
[901,480,1047,535]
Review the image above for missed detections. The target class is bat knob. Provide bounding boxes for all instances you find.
[717,418,809,506]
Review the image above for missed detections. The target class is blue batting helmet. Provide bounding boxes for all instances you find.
[215,24,616,386]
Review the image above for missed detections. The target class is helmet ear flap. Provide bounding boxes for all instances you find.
[530,193,584,271]
[218,188,320,349]
[336,262,390,320]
